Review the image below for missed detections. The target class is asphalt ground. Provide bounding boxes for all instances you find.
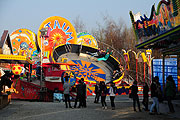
[0,95,180,120]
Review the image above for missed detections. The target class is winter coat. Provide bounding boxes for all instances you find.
[151,82,159,98]
[165,81,176,98]
[100,85,107,96]
[143,85,149,98]
[95,85,100,94]
[130,84,138,98]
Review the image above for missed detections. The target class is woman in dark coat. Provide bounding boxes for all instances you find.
[100,81,107,109]
[165,75,176,113]
[129,80,141,112]
[142,82,149,111]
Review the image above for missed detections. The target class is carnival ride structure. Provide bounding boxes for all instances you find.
[0,16,134,101]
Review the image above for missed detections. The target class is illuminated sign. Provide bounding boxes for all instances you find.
[130,0,180,43]
[37,16,77,56]
[77,32,98,49]
[10,29,38,57]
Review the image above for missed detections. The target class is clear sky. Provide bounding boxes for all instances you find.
[0,0,160,35]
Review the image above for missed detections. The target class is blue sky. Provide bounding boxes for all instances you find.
[0,0,160,35]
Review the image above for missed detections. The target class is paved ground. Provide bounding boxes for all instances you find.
[0,95,180,120]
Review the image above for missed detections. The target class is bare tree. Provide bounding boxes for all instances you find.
[73,16,86,33]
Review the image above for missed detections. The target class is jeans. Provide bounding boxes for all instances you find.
[64,94,71,108]
[133,95,141,111]
[167,96,175,113]
[110,96,115,108]
[101,96,107,107]
[74,95,83,108]
[94,93,100,103]
[150,97,159,113]
[142,97,149,110]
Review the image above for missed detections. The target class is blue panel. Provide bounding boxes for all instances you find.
[153,58,177,87]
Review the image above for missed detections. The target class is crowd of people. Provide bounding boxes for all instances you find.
[129,75,176,115]
[63,76,86,108]
[63,73,117,110]
[94,81,117,110]
[63,74,177,114]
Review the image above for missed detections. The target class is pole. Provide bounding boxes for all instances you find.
[29,64,30,82]
[144,62,145,83]
[163,55,165,92]
[40,36,42,89]
[136,58,138,82]
[148,55,151,85]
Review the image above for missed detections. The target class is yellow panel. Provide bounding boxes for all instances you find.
[0,54,26,60]
[0,54,32,64]
[60,65,68,70]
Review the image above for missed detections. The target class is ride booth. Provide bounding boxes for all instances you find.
[42,63,77,102]
[130,0,180,94]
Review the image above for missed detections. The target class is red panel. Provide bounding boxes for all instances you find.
[11,79,40,100]
[43,67,64,77]
[45,81,63,91]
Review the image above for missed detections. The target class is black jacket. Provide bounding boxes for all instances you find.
[100,85,107,96]
[130,84,138,98]
[151,82,158,98]
[143,85,149,98]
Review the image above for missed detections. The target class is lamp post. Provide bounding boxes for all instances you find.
[132,51,141,82]
[39,27,48,89]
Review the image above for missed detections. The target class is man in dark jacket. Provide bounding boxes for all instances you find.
[81,78,87,108]
[142,82,149,111]
[129,80,141,112]
[94,82,100,103]
[165,75,176,113]
[74,80,83,108]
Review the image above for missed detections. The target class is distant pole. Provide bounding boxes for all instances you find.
[40,36,43,89]
[136,58,138,81]
[132,51,141,82]
[144,62,145,83]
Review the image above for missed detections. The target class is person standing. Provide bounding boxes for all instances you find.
[142,82,149,111]
[94,82,100,103]
[74,80,83,108]
[129,80,141,112]
[165,75,176,113]
[63,74,72,108]
[109,82,117,110]
[149,76,160,115]
[81,78,87,108]
[100,81,107,109]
